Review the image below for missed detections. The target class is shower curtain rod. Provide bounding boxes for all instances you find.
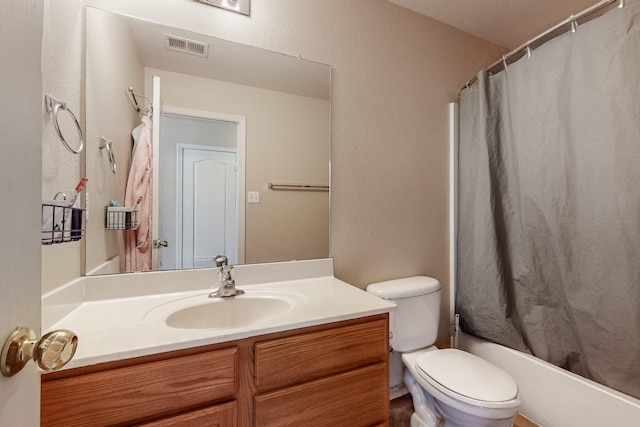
[459,0,623,94]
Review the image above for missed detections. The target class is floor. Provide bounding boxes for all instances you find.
[389,394,413,427]
[389,394,539,427]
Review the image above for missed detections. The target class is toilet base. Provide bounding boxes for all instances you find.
[410,412,438,427]
[411,410,514,427]
[434,397,516,427]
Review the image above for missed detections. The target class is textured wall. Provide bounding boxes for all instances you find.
[41,0,84,293]
[84,7,144,277]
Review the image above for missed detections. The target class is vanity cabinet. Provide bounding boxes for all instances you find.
[41,314,389,426]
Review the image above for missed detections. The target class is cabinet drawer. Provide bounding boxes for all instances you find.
[136,400,237,426]
[254,363,388,427]
[255,318,388,389]
[41,347,237,427]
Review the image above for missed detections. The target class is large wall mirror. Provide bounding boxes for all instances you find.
[84,7,330,276]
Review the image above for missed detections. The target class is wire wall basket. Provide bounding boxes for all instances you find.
[41,203,85,245]
[105,206,139,230]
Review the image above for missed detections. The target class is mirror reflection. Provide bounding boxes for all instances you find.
[84,8,331,276]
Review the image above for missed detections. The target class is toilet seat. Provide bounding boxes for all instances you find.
[415,348,519,409]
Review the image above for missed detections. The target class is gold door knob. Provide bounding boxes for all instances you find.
[1,327,78,377]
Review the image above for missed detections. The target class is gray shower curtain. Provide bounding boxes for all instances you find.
[457,1,640,399]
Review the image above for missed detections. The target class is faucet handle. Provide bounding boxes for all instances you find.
[214,255,228,268]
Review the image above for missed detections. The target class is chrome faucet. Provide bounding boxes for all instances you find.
[208,255,245,298]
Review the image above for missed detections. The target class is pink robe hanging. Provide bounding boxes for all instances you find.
[125,116,153,272]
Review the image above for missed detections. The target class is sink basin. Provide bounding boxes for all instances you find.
[144,289,306,330]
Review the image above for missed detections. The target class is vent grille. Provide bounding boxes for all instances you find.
[164,34,209,58]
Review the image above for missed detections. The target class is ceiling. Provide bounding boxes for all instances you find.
[390,0,601,49]
[110,10,331,100]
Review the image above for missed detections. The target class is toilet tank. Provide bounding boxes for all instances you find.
[367,276,441,352]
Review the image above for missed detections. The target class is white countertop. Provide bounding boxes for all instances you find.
[44,260,395,369]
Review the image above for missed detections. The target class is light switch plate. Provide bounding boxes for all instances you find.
[248,191,260,203]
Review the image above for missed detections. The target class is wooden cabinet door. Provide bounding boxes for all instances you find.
[254,363,388,427]
[255,318,388,390]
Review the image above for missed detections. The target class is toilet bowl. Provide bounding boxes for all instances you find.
[367,276,521,427]
[403,348,520,427]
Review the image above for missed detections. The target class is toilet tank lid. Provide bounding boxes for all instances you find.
[366,276,440,299]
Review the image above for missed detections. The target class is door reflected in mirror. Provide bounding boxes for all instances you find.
[159,110,244,269]
[84,7,330,276]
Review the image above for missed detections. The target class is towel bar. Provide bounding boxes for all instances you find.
[268,183,329,191]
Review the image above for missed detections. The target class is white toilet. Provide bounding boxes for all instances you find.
[367,276,521,427]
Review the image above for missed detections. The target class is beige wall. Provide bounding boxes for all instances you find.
[146,68,330,263]
[52,0,506,344]
[84,7,144,277]
[41,0,84,293]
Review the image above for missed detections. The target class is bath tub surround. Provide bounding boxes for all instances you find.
[460,333,640,427]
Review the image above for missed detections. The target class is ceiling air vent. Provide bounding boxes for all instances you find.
[164,34,209,58]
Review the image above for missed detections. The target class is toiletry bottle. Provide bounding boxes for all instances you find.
[67,177,88,207]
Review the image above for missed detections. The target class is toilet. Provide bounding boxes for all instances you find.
[367,276,521,427]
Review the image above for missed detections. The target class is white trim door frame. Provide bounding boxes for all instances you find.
[162,105,246,265]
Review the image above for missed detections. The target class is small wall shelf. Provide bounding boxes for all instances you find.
[105,207,139,230]
[41,203,85,245]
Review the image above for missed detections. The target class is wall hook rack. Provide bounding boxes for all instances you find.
[127,86,152,117]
